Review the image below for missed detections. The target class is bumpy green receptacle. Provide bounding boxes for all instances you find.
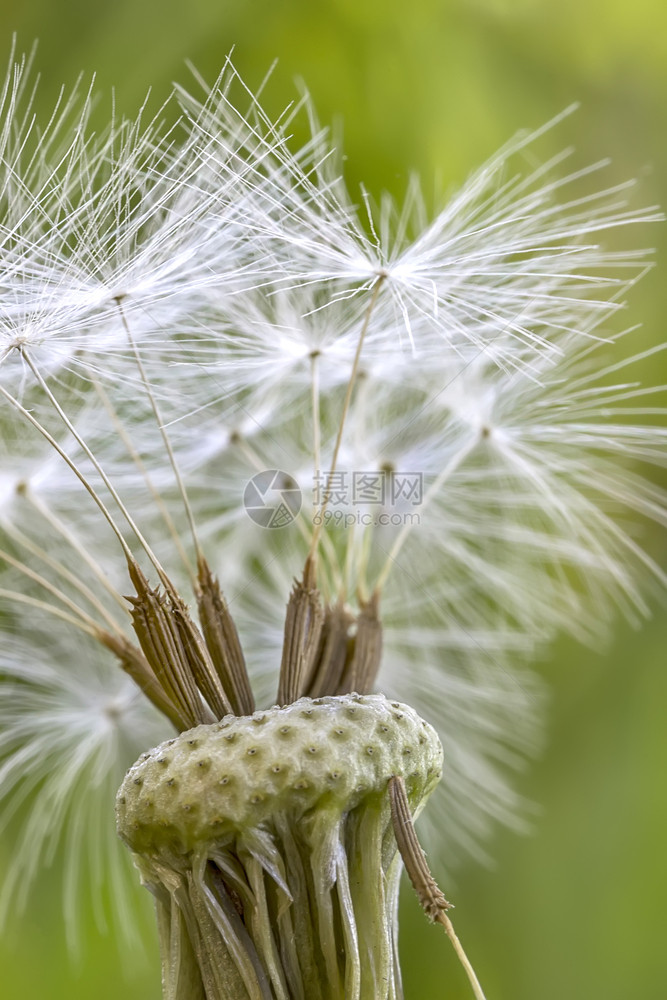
[117,693,443,1000]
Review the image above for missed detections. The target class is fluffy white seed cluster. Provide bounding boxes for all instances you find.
[0,40,665,940]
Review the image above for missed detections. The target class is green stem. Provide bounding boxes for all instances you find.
[118,694,443,1000]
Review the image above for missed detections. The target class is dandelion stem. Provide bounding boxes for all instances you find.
[232,431,343,594]
[93,378,195,584]
[389,775,487,1000]
[342,374,372,601]
[22,486,129,613]
[114,298,202,577]
[0,379,135,564]
[0,546,105,633]
[16,350,168,583]
[231,432,269,473]
[374,433,481,593]
[310,348,321,483]
[1,521,126,634]
[309,274,385,563]
[0,587,100,638]
[435,910,488,1000]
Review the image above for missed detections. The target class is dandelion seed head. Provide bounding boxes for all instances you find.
[0,48,664,952]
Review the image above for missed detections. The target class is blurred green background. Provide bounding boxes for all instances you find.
[0,1,665,998]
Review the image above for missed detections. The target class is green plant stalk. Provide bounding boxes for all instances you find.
[117,694,443,1000]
